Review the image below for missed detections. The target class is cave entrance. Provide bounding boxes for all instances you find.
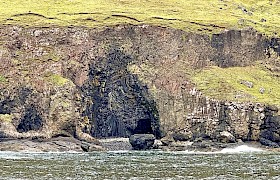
[17,106,43,133]
[80,48,162,138]
[134,119,153,134]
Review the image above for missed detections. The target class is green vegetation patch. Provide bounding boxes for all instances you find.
[192,65,280,105]
[0,75,6,83]
[0,114,13,122]
[45,74,69,87]
[0,0,279,35]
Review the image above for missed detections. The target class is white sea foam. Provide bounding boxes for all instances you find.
[0,151,26,159]
[108,150,130,153]
[0,150,86,160]
[168,145,264,154]
[220,145,263,153]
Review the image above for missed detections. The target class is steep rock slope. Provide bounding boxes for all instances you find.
[0,25,279,144]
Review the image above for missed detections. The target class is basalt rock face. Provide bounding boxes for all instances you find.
[259,106,280,146]
[165,92,266,142]
[80,48,161,138]
[0,25,279,145]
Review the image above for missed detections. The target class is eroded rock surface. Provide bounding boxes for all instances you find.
[0,25,279,150]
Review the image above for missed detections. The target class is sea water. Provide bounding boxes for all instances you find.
[0,146,279,180]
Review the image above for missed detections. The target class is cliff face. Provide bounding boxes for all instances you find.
[0,25,279,144]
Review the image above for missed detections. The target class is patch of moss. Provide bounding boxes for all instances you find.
[0,0,279,35]
[45,74,69,86]
[192,65,280,106]
[0,75,7,83]
[0,114,13,122]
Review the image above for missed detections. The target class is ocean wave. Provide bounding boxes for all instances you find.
[220,145,264,153]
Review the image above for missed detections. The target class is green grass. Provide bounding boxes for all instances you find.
[0,0,279,35]
[45,74,70,86]
[0,75,7,83]
[192,65,280,105]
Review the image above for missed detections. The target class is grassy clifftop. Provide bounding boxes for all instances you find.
[1,0,280,35]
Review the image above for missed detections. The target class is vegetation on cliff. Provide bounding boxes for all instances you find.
[45,74,70,87]
[1,0,279,35]
[0,75,6,83]
[1,0,280,106]
[192,65,280,105]
[0,0,280,143]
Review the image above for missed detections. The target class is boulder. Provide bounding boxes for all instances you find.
[260,138,280,148]
[240,80,253,88]
[172,133,190,142]
[129,134,155,150]
[81,142,105,152]
[261,130,280,142]
[218,131,236,143]
[160,136,175,146]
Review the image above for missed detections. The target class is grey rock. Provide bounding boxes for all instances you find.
[129,134,155,150]
[81,142,104,152]
[100,138,132,151]
[260,138,280,148]
[260,115,280,142]
[259,87,265,94]
[240,80,254,88]
[218,131,236,143]
[172,133,190,141]
[160,136,175,146]
[0,136,104,152]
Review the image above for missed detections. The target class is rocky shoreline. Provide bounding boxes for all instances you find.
[0,136,104,152]
[0,136,277,153]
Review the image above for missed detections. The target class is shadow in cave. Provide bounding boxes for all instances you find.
[17,105,43,133]
[80,47,162,138]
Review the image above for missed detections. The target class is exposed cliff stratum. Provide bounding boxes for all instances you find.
[0,24,280,149]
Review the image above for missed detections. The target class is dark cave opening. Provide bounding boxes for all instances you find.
[134,119,153,134]
[80,47,162,138]
[17,106,43,133]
